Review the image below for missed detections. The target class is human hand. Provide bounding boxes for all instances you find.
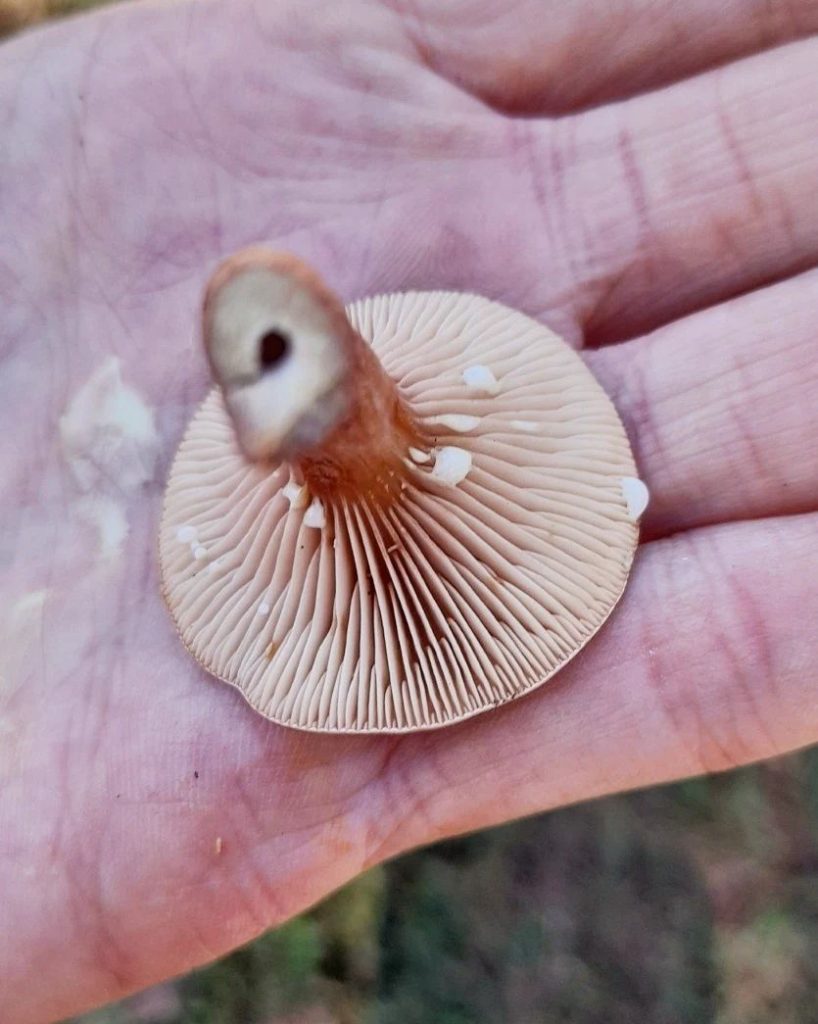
[2,0,817,1019]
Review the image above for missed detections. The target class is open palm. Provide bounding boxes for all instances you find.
[2,0,818,1019]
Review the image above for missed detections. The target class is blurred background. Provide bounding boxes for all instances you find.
[62,755,818,1024]
[5,3,818,1023]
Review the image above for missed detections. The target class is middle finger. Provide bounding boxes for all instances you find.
[515,38,818,342]
[585,268,818,538]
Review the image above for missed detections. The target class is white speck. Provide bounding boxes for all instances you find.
[59,357,159,560]
[192,545,207,560]
[303,498,326,529]
[462,365,499,395]
[2,591,50,721]
[75,496,129,560]
[430,446,472,486]
[510,419,538,432]
[206,556,225,576]
[282,480,309,509]
[430,414,480,433]
[60,357,159,492]
[409,447,431,464]
[257,602,271,616]
[9,590,48,619]
[176,525,198,544]
[621,477,650,520]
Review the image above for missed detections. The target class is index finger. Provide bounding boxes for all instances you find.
[395,0,818,112]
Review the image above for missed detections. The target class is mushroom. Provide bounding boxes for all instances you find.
[159,249,646,733]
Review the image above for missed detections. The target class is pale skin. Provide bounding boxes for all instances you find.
[2,0,818,1019]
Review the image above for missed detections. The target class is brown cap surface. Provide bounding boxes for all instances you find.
[160,290,642,732]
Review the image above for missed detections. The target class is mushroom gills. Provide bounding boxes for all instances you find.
[159,253,642,733]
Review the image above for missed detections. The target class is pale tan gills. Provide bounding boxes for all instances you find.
[160,291,639,732]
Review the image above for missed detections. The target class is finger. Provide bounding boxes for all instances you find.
[394,0,818,113]
[584,268,818,537]
[518,39,818,341]
[372,512,818,858]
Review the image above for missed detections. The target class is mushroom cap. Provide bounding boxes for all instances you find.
[160,291,641,733]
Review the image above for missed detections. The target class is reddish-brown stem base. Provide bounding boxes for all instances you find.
[296,335,427,508]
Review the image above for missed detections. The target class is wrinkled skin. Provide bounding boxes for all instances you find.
[2,0,818,1019]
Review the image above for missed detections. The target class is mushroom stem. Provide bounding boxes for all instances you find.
[202,248,426,507]
[296,329,426,506]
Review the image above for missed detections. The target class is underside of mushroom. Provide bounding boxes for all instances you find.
[159,252,644,733]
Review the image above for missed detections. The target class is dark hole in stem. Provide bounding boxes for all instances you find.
[258,329,290,371]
